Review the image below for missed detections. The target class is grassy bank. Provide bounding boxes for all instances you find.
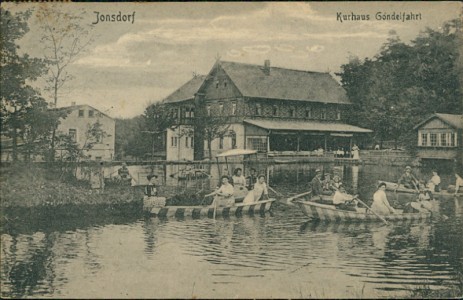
[1,164,143,208]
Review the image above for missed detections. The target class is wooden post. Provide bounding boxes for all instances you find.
[297,135,300,152]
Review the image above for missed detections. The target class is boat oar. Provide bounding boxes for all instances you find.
[268,186,284,197]
[355,198,389,225]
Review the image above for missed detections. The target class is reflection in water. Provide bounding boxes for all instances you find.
[1,164,462,298]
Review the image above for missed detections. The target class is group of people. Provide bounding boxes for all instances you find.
[309,164,463,216]
[397,165,462,196]
[207,168,270,208]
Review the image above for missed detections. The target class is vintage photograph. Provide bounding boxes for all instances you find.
[1,1,462,298]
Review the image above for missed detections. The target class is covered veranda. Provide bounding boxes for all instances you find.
[243,119,372,155]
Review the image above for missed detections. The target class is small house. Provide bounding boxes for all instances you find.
[414,113,463,163]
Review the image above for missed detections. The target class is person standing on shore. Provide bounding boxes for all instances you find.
[455,173,463,195]
[144,174,158,197]
[352,144,360,160]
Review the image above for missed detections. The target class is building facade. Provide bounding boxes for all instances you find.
[163,60,372,161]
[55,104,115,161]
[414,113,463,163]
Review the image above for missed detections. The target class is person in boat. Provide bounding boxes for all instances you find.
[311,169,332,199]
[246,168,257,190]
[252,174,269,201]
[427,170,441,192]
[208,175,235,208]
[371,182,396,215]
[144,174,158,197]
[329,175,343,191]
[117,162,131,180]
[332,184,357,211]
[397,166,419,190]
[232,168,246,187]
[322,173,332,192]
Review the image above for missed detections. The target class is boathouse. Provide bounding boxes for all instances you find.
[414,113,463,163]
[162,60,372,161]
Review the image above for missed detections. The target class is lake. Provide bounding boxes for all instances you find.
[1,163,462,298]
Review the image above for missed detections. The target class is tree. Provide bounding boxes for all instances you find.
[193,99,230,160]
[56,119,109,166]
[338,19,462,149]
[36,6,93,160]
[124,102,174,160]
[0,8,53,161]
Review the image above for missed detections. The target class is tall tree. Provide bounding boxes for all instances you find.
[338,19,462,149]
[36,6,93,160]
[36,6,93,107]
[1,8,50,161]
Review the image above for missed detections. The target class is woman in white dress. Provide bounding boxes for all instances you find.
[207,175,235,207]
[352,144,360,160]
[232,168,246,187]
[371,182,395,215]
[243,175,269,203]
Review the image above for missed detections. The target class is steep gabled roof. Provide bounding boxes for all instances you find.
[218,61,350,104]
[414,113,463,130]
[163,75,206,103]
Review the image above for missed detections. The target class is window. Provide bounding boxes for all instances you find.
[185,137,189,148]
[450,133,456,147]
[305,108,312,118]
[207,105,211,116]
[273,105,278,116]
[321,109,326,120]
[219,102,224,114]
[190,108,195,118]
[421,133,428,146]
[232,102,237,115]
[440,133,447,147]
[255,103,262,116]
[184,108,189,118]
[289,107,295,117]
[224,81,227,88]
[430,133,437,146]
[191,136,194,148]
[78,110,84,117]
[69,129,77,142]
[231,131,237,148]
[171,136,178,147]
[219,136,224,149]
[247,137,267,152]
[216,81,219,88]
[88,110,94,118]
[336,111,341,120]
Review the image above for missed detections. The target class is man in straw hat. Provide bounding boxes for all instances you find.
[397,166,419,190]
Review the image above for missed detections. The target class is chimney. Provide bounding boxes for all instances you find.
[264,59,271,75]
[71,101,76,106]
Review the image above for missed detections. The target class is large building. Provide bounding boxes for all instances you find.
[163,60,372,161]
[414,113,463,163]
[55,104,115,161]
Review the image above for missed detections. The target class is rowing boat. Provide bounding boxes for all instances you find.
[381,180,462,198]
[143,197,275,218]
[289,192,431,222]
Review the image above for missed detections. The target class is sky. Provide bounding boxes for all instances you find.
[3,2,462,118]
